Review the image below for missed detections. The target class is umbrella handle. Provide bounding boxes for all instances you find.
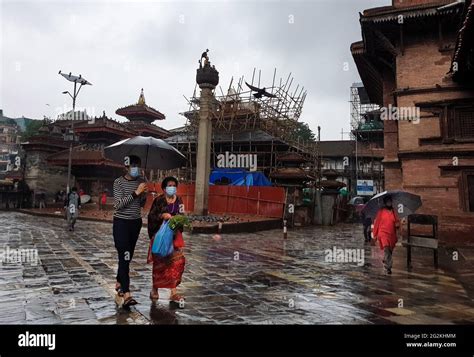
[141,169,148,182]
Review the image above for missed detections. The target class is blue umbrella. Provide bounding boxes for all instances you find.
[361,190,422,219]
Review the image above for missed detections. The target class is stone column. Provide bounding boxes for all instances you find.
[193,53,219,216]
[195,86,213,215]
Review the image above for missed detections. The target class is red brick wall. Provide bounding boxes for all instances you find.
[401,158,474,243]
[396,38,453,89]
[381,68,403,193]
[386,25,474,243]
[384,165,403,191]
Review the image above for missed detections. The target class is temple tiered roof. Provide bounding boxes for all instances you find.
[116,89,165,123]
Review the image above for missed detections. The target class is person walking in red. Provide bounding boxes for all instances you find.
[372,195,400,274]
[99,190,107,210]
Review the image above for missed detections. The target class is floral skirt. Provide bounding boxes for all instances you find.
[147,239,185,289]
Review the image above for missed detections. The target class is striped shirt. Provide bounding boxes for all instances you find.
[113,175,146,220]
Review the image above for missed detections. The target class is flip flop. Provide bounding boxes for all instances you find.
[123,297,138,308]
[150,291,159,301]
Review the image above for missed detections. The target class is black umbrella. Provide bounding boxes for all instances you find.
[361,190,422,219]
[104,136,186,170]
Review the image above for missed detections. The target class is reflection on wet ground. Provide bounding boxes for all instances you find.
[0,211,473,324]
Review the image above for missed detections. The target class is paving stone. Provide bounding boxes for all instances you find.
[0,211,473,324]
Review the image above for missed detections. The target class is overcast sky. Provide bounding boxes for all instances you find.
[1,0,386,140]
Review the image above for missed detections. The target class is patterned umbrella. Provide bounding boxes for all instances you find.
[361,190,422,219]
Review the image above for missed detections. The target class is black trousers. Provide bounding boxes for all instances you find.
[113,217,142,293]
[362,218,372,242]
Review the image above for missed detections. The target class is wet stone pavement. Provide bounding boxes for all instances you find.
[0,211,473,325]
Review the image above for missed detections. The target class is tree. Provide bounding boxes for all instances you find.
[21,120,43,141]
[294,121,316,142]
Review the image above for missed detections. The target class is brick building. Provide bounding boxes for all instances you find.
[351,0,474,243]
[319,140,384,195]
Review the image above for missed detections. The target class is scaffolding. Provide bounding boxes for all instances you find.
[172,68,320,183]
[350,82,379,139]
[349,82,384,194]
[183,69,306,134]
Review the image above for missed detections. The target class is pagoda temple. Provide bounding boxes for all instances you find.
[116,89,169,138]
[22,90,171,200]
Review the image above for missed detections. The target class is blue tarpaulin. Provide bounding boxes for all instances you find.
[209,168,272,186]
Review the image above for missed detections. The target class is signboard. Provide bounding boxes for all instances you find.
[357,180,374,196]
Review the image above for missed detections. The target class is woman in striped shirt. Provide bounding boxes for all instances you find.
[113,155,147,308]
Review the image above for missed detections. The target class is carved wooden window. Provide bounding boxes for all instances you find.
[446,105,474,142]
[461,171,474,213]
[467,174,474,212]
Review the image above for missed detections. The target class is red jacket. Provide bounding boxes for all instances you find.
[373,208,400,250]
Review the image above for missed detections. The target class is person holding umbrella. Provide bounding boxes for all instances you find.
[113,155,147,308]
[104,136,186,307]
[372,195,400,275]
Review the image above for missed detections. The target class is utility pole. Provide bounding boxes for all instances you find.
[341,128,357,195]
[58,71,92,193]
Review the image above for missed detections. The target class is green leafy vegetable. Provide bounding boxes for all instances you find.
[168,215,191,231]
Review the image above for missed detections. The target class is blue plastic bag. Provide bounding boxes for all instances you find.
[151,221,174,257]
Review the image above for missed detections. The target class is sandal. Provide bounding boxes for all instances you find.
[169,294,185,303]
[150,291,159,301]
[123,296,138,308]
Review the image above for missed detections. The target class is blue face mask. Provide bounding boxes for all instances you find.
[165,186,176,196]
[129,167,140,178]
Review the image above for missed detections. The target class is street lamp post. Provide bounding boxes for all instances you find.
[58,71,92,193]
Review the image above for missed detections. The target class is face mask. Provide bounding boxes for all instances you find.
[165,186,176,196]
[129,167,140,178]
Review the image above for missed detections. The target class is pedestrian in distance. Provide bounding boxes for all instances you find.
[99,190,107,210]
[361,210,372,243]
[38,192,46,209]
[64,187,81,232]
